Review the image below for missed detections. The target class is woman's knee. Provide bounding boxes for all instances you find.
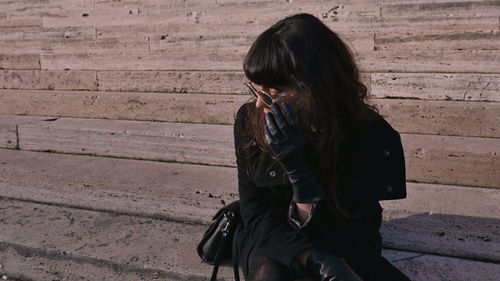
[246,248,291,281]
[248,261,291,281]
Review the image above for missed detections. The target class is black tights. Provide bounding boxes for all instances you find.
[245,247,318,281]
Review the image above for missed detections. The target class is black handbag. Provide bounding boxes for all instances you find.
[197,200,242,281]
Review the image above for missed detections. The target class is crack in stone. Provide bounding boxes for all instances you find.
[391,253,426,263]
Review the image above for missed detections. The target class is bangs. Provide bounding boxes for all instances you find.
[243,31,296,88]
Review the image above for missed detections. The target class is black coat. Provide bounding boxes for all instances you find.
[233,103,411,281]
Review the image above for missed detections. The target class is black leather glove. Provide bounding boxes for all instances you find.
[264,102,325,203]
[306,247,363,281]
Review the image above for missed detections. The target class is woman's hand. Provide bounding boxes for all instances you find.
[264,101,306,164]
[264,102,325,203]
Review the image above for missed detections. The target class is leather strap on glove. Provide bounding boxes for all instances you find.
[264,102,325,203]
[306,247,363,281]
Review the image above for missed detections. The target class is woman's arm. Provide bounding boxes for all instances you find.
[234,104,318,279]
[296,202,314,223]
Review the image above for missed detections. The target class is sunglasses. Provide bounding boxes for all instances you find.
[244,81,289,107]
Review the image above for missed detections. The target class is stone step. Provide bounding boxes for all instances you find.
[5,0,496,33]
[0,70,97,90]
[370,73,500,102]
[8,1,495,73]
[1,198,499,281]
[0,53,39,69]
[380,1,500,19]
[374,28,500,52]
[0,89,498,137]
[35,49,500,73]
[1,71,499,102]
[1,1,499,73]
[17,116,235,167]
[0,115,51,149]
[0,149,498,263]
[0,198,234,281]
[3,115,498,188]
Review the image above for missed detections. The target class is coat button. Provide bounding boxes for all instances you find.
[269,170,276,178]
[383,149,390,157]
[385,185,393,192]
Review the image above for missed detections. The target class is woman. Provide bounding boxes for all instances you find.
[233,13,411,281]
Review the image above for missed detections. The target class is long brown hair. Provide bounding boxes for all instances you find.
[237,13,381,220]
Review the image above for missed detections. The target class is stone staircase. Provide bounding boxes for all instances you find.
[1,0,500,280]
[0,144,499,281]
[0,88,498,280]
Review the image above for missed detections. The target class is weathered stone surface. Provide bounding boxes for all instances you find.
[5,0,67,20]
[0,26,95,54]
[401,134,499,188]
[40,34,147,56]
[359,49,500,73]
[0,54,39,70]
[97,70,371,95]
[371,73,500,101]
[0,115,52,149]
[97,70,249,94]
[375,29,499,51]
[0,90,246,124]
[1,91,498,137]
[39,48,244,71]
[2,0,498,73]
[0,198,499,281]
[40,0,379,29]
[2,148,499,220]
[0,70,97,90]
[17,117,236,166]
[374,15,499,32]
[380,1,500,19]
[1,69,365,94]
[40,48,500,73]
[0,242,202,281]
[0,198,230,281]
[0,18,42,28]
[0,149,498,262]
[380,249,500,281]
[380,183,500,220]
[14,116,500,187]
[32,1,495,72]
[373,99,500,138]
[382,213,500,262]
[0,148,238,224]
[0,148,498,219]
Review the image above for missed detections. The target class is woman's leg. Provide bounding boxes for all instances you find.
[246,247,291,281]
[245,247,318,281]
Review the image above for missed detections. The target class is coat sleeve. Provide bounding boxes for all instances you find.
[287,198,336,235]
[234,104,320,279]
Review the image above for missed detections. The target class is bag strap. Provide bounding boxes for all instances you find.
[232,223,241,281]
[210,230,229,281]
[209,219,242,281]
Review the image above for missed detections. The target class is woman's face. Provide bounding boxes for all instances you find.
[251,83,301,115]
